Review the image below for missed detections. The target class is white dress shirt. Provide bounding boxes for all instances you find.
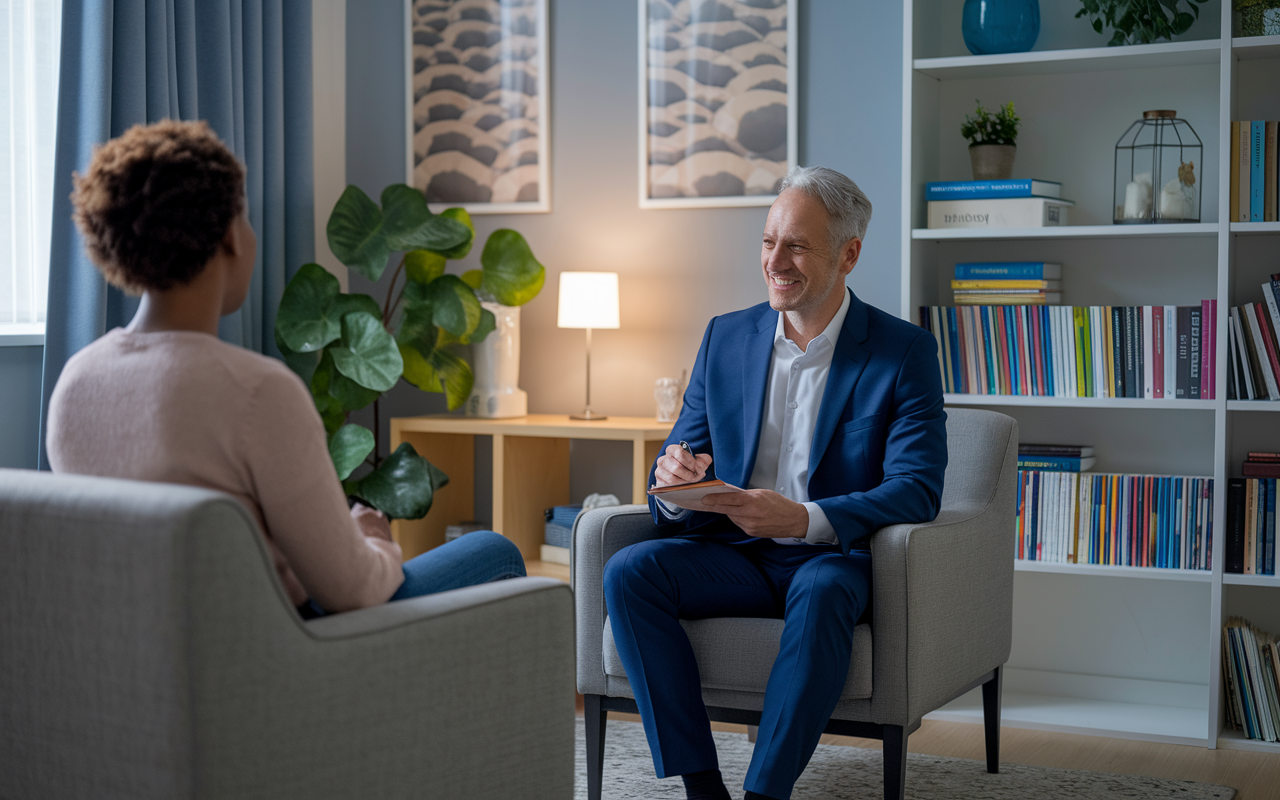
[661,289,851,545]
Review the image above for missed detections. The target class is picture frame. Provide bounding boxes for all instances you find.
[638,0,798,210]
[405,0,551,214]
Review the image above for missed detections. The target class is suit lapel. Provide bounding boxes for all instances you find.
[740,307,776,487]
[808,292,870,478]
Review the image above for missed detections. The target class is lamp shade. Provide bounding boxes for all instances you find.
[557,272,620,329]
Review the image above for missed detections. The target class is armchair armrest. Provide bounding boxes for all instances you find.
[868,424,1019,726]
[572,504,665,695]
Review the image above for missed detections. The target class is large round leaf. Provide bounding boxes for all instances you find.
[435,207,475,260]
[399,343,442,392]
[275,328,321,385]
[396,302,438,354]
[404,249,446,285]
[308,352,348,433]
[431,348,475,411]
[479,229,545,306]
[277,263,341,352]
[422,274,482,337]
[327,185,391,281]
[330,312,403,391]
[463,308,496,344]
[349,442,449,520]
[330,292,383,324]
[328,424,375,481]
[328,369,380,411]
[382,184,472,253]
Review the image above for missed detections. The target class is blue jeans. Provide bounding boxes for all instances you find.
[300,530,526,617]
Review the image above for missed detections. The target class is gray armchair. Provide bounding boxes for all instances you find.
[573,408,1018,800]
[0,469,575,800]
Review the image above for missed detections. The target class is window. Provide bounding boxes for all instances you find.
[1,0,62,340]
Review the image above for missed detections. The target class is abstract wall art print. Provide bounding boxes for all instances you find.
[407,0,550,213]
[639,0,797,209]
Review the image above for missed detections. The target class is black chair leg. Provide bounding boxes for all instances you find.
[982,666,1003,774]
[882,724,907,800]
[585,694,608,800]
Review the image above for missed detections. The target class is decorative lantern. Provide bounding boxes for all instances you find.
[1113,110,1202,224]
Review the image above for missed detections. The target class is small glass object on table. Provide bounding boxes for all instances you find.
[654,377,681,423]
[1113,110,1203,224]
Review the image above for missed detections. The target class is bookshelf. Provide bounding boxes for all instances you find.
[901,0,1280,750]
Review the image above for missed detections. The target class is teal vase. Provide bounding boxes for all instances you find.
[962,0,1040,55]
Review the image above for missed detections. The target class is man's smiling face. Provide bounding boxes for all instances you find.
[760,189,844,315]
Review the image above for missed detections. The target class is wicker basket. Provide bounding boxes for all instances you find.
[1236,0,1280,36]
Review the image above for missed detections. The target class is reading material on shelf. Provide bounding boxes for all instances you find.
[1016,470,1213,570]
[951,262,1063,306]
[919,302,1217,399]
[1227,274,1280,401]
[925,179,1063,201]
[1018,443,1096,472]
[1230,120,1280,222]
[1222,617,1280,742]
[927,197,1074,229]
[1227,476,1277,575]
[954,262,1062,280]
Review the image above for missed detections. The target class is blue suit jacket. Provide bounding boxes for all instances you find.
[648,291,948,554]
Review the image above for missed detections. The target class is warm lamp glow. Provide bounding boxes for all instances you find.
[557,272,620,330]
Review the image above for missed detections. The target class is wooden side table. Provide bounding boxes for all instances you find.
[389,414,675,561]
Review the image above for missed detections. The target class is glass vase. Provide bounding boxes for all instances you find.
[962,0,1040,55]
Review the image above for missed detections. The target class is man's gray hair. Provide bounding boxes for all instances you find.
[777,165,873,252]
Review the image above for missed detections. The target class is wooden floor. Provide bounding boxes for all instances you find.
[547,559,1280,798]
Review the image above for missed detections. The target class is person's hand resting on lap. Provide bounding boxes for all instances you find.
[655,445,808,539]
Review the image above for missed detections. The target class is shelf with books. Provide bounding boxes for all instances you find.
[1229,222,1280,234]
[1232,34,1280,60]
[914,39,1222,80]
[944,393,1217,410]
[912,223,1219,242]
[1219,727,1280,752]
[1224,573,1280,587]
[1228,400,1280,411]
[1015,560,1213,582]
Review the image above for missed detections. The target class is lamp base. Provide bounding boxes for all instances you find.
[570,409,609,421]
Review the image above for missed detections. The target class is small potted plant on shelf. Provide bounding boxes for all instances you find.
[273,184,545,520]
[961,100,1021,181]
[1075,0,1204,45]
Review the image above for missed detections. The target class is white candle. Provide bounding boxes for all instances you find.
[1123,173,1152,220]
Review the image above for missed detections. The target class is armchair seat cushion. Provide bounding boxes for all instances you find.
[603,616,873,700]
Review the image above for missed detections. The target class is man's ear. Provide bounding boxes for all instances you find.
[220,215,244,257]
[840,237,862,277]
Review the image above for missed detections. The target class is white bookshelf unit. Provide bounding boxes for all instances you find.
[900,1,1280,750]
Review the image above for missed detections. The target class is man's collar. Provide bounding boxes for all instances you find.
[772,287,853,349]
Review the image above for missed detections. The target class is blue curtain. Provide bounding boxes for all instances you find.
[38,0,315,469]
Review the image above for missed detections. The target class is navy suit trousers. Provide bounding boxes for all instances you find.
[603,535,872,799]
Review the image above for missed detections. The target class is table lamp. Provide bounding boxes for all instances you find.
[558,271,619,421]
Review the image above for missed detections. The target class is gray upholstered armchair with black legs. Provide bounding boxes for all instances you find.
[573,407,1019,800]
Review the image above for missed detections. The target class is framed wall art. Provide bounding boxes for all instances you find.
[638,0,797,209]
[405,0,550,214]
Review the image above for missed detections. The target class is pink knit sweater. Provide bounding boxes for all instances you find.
[46,328,404,611]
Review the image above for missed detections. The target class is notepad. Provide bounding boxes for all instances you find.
[647,479,744,512]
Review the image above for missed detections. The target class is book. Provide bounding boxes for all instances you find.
[1245,463,1280,479]
[1177,306,1192,398]
[925,179,1062,201]
[1229,479,1247,573]
[1231,121,1241,223]
[647,478,743,512]
[1249,452,1280,461]
[951,279,1061,290]
[1153,305,1165,398]
[1144,305,1154,399]
[927,197,1073,229]
[1189,305,1202,400]
[1020,444,1095,457]
[1018,455,1097,472]
[1240,121,1252,223]
[1251,303,1280,399]
[954,293,1061,305]
[954,262,1062,280]
[1267,122,1278,222]
[1253,121,1265,222]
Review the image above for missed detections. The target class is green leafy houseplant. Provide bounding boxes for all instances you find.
[275,184,545,519]
[1076,0,1204,45]
[960,101,1021,147]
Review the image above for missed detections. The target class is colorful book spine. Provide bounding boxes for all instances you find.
[953,262,1061,280]
[925,179,1062,201]
[919,303,1215,400]
[1227,479,1278,575]
[1015,470,1213,570]
[1253,121,1266,222]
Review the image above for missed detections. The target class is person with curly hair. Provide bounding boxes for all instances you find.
[46,119,525,615]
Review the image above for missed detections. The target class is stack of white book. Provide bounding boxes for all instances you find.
[926,179,1074,229]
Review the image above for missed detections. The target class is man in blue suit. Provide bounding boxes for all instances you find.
[603,166,947,800]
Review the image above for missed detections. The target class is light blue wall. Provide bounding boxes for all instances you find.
[0,346,44,469]
[344,0,905,503]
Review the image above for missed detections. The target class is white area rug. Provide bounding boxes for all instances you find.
[574,719,1235,799]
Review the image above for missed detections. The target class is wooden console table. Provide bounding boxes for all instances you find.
[389,414,675,561]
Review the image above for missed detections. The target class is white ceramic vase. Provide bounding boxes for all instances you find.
[466,301,528,418]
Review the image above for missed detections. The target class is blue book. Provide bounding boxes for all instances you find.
[981,308,997,394]
[926,179,1062,201]
[955,261,1061,280]
[1017,455,1096,471]
[1267,479,1275,575]
[1252,121,1265,222]
[946,307,963,393]
[1029,471,1040,559]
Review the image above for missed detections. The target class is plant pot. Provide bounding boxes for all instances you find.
[466,302,528,418]
[969,144,1017,181]
[962,0,1040,54]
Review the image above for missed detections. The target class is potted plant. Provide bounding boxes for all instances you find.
[1075,0,1204,45]
[961,101,1021,181]
[274,183,545,519]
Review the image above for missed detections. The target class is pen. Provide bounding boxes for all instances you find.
[679,441,694,459]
